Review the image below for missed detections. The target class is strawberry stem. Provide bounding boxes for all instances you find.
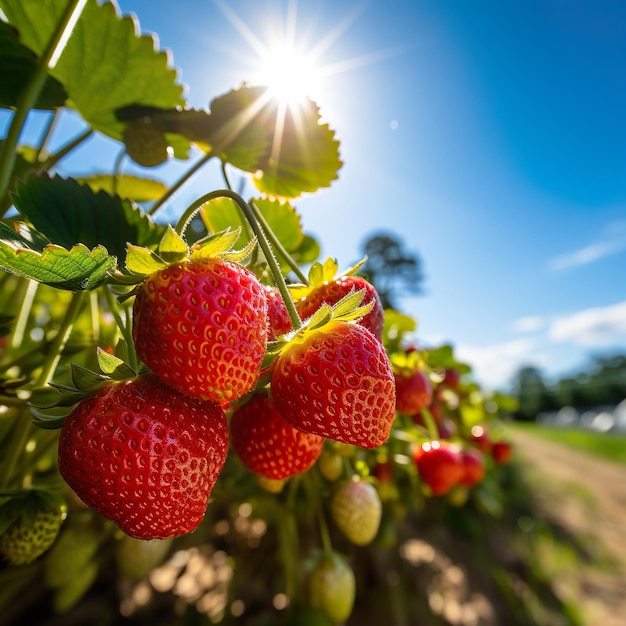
[420,406,440,441]
[309,470,333,555]
[176,189,303,331]
[0,291,86,489]
[249,199,309,285]
[103,286,138,373]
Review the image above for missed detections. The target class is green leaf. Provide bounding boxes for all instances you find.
[198,85,341,198]
[125,244,166,276]
[382,310,417,352]
[199,197,247,247]
[252,198,303,251]
[0,242,116,290]
[0,21,67,110]
[251,97,342,198]
[70,363,108,391]
[0,0,188,151]
[75,174,168,202]
[289,234,321,266]
[12,174,165,261]
[96,348,135,380]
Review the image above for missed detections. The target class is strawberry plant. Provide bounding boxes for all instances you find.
[0,2,583,625]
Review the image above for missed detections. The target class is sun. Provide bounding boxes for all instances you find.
[213,0,359,110]
[253,42,324,106]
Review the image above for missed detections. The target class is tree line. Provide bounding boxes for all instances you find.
[510,354,626,421]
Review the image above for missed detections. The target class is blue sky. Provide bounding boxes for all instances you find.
[5,0,626,390]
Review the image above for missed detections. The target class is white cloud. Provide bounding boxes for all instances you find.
[455,338,549,390]
[510,315,545,333]
[548,238,626,271]
[549,300,626,347]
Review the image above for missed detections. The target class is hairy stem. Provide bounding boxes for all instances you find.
[176,189,302,331]
[249,199,308,284]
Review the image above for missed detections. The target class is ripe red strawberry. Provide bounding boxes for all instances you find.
[459,447,486,487]
[271,321,396,449]
[331,478,382,546]
[491,440,513,465]
[395,368,433,416]
[264,285,293,340]
[58,375,229,540]
[309,551,356,624]
[296,275,384,340]
[132,258,268,405]
[413,441,464,496]
[230,393,324,479]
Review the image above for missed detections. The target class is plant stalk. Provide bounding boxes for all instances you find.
[0,291,86,489]
[148,150,214,216]
[176,189,302,331]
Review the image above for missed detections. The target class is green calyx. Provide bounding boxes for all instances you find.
[29,348,143,430]
[0,487,67,536]
[389,349,429,377]
[289,256,367,300]
[120,225,257,283]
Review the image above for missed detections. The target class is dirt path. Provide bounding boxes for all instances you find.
[511,428,626,626]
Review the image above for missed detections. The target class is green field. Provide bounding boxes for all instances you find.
[510,422,626,465]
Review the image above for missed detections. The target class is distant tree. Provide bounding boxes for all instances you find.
[361,232,424,309]
[512,366,549,421]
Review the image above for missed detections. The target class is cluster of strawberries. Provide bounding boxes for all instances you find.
[58,255,396,540]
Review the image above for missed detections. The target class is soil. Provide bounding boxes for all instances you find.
[511,428,626,626]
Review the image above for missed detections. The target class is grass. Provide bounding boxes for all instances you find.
[509,422,626,466]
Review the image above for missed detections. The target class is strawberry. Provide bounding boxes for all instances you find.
[459,447,486,488]
[491,440,513,465]
[394,368,433,416]
[230,393,324,479]
[0,505,65,565]
[132,257,268,405]
[271,320,396,449]
[296,274,384,340]
[264,284,293,339]
[413,441,464,496]
[317,449,344,482]
[309,551,356,624]
[57,375,229,540]
[122,119,169,167]
[331,477,382,546]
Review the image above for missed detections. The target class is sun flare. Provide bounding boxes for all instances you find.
[254,42,324,106]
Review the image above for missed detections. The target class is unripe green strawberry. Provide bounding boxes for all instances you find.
[122,119,169,167]
[331,478,382,546]
[132,258,268,405]
[317,449,344,482]
[309,551,356,624]
[58,375,229,539]
[271,320,396,449]
[231,393,324,479]
[0,508,64,565]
